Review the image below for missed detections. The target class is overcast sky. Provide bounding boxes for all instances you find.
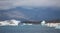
[0,0,60,10]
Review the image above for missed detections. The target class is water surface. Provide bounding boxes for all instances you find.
[0,24,60,33]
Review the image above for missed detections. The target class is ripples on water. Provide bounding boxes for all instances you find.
[0,24,60,33]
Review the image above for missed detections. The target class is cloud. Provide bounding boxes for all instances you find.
[0,0,60,10]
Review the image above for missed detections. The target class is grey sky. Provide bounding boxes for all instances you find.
[0,0,60,10]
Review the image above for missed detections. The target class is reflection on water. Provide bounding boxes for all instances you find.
[0,24,60,33]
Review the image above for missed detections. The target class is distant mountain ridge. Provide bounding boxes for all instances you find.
[0,7,60,21]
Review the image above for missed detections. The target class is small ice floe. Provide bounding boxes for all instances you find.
[45,23,58,27]
[0,19,20,26]
[22,23,32,26]
[55,26,60,29]
[41,20,46,26]
[55,24,60,29]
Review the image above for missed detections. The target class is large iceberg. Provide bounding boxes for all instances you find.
[0,19,20,26]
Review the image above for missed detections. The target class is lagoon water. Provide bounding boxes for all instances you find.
[0,24,60,33]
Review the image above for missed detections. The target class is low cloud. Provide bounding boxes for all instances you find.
[0,0,60,10]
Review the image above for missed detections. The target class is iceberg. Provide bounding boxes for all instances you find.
[55,24,60,29]
[41,20,46,26]
[0,19,20,26]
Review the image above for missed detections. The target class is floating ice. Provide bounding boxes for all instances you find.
[22,23,32,26]
[0,19,20,26]
[41,20,46,26]
[55,24,60,29]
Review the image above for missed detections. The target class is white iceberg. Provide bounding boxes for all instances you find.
[41,20,46,26]
[55,24,60,29]
[0,19,21,26]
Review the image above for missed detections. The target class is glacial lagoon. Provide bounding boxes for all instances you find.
[0,24,60,33]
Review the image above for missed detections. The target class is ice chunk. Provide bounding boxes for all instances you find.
[0,19,21,26]
[41,20,46,26]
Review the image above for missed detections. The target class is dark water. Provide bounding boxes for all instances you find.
[0,24,60,33]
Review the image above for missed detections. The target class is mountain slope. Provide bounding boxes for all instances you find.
[0,7,60,21]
